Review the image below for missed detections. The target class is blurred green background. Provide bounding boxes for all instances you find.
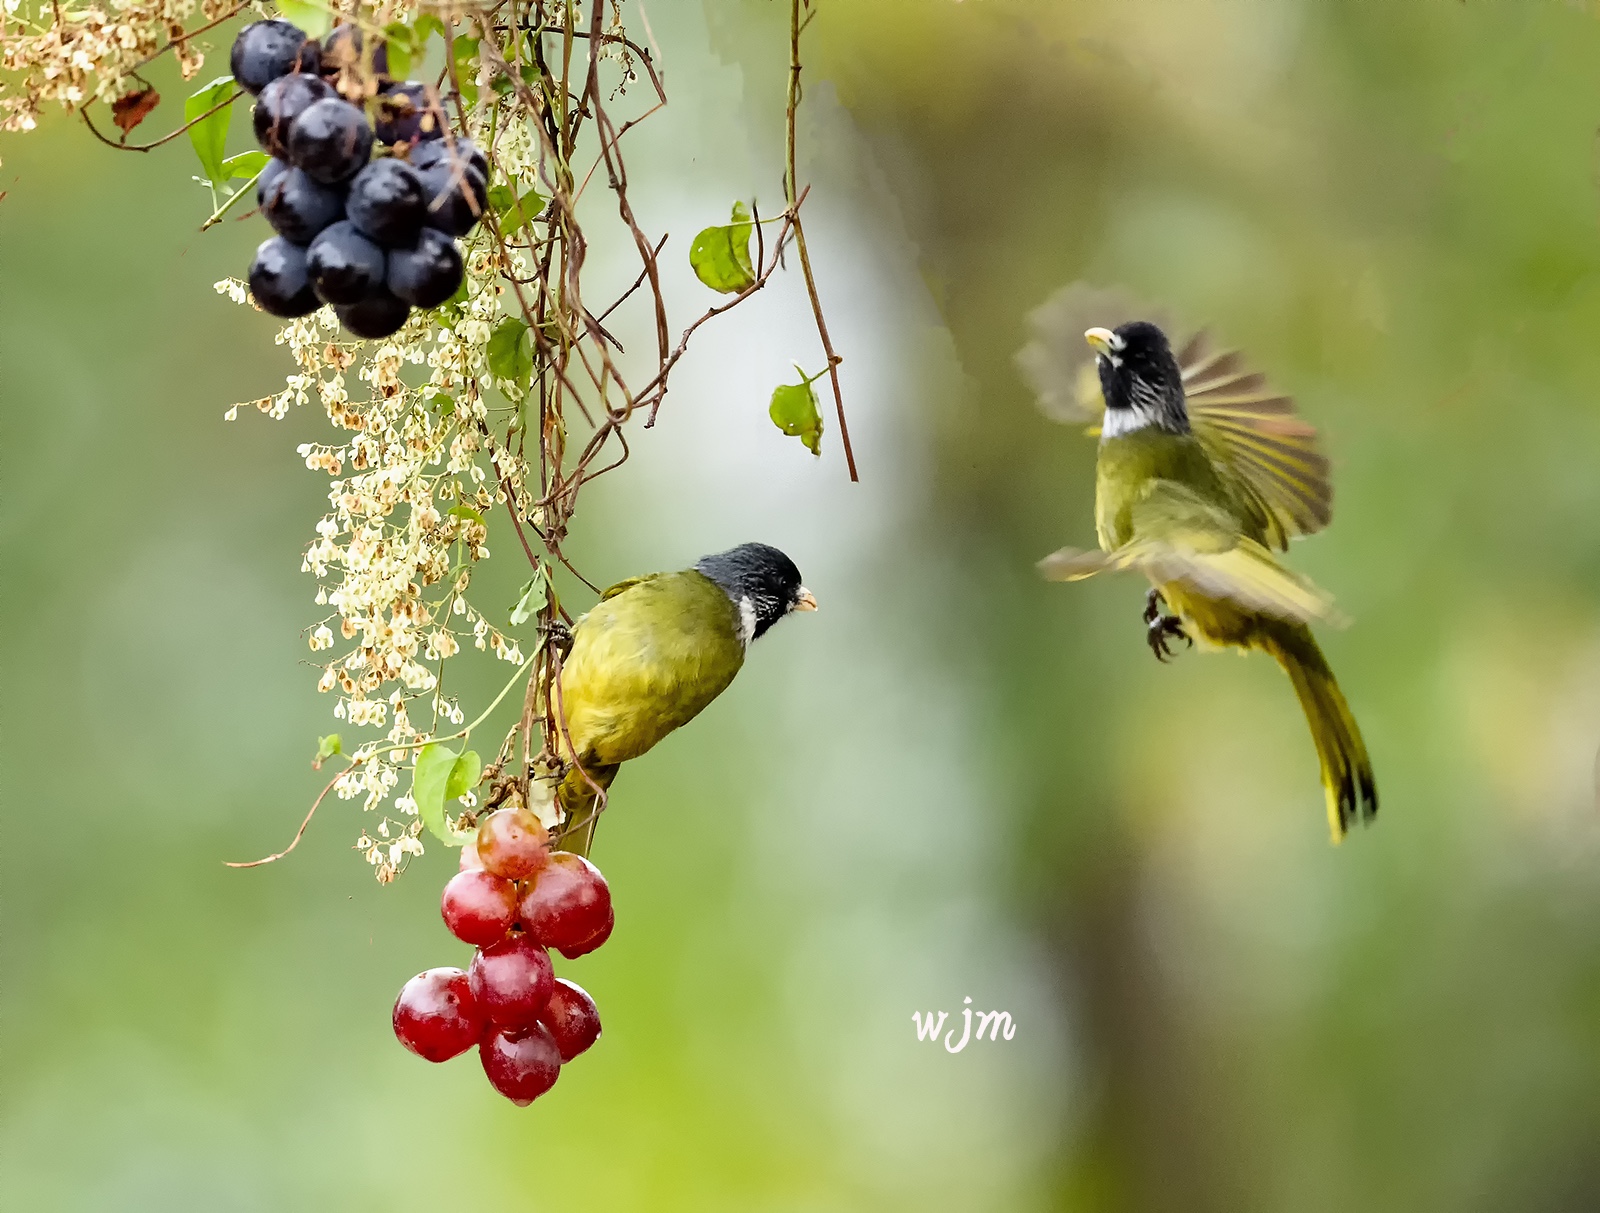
[6,0,1600,1209]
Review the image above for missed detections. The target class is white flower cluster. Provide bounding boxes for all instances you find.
[0,0,227,138]
[215,242,535,862]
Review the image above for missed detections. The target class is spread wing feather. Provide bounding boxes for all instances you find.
[1038,481,1344,626]
[1037,539,1340,626]
[1180,332,1333,547]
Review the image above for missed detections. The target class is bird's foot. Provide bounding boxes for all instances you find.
[1142,588,1164,626]
[543,619,574,657]
[1146,613,1191,662]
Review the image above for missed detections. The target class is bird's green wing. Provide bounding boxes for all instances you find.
[598,572,665,601]
[561,570,745,770]
[1177,332,1332,550]
[1039,482,1342,625]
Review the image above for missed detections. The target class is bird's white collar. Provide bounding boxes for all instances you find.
[737,596,757,649]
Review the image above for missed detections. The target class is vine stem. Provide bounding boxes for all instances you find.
[786,0,858,482]
[200,165,265,232]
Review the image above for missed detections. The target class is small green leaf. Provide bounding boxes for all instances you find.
[509,567,549,626]
[413,742,473,845]
[489,184,544,238]
[274,0,332,38]
[312,733,342,768]
[486,317,533,390]
[185,76,236,187]
[453,37,481,106]
[221,150,270,181]
[273,0,333,39]
[446,503,483,523]
[769,367,824,456]
[389,49,413,82]
[446,750,482,801]
[382,22,424,80]
[689,201,756,294]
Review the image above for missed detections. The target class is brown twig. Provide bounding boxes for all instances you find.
[786,0,858,481]
[80,88,240,154]
[225,767,342,868]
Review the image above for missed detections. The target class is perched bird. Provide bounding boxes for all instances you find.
[551,542,816,854]
[1031,315,1376,841]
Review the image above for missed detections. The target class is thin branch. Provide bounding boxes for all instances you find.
[786,0,858,481]
[81,88,241,154]
[224,769,341,868]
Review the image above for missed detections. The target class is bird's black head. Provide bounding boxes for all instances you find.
[694,542,816,643]
[1085,320,1189,434]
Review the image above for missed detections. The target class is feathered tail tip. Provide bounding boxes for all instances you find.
[550,761,618,858]
[1260,622,1377,843]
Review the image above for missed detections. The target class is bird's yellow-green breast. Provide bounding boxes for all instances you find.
[558,569,747,769]
[1095,428,1243,551]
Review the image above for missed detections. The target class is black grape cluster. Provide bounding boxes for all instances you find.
[230,19,490,338]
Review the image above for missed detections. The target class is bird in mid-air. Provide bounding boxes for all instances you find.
[1026,308,1376,841]
[551,542,816,854]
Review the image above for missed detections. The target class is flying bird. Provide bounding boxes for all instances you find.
[1027,309,1376,841]
[551,542,816,854]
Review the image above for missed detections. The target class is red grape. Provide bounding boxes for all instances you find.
[518,852,611,952]
[476,807,549,880]
[392,967,483,1062]
[557,904,614,960]
[468,934,554,1028]
[440,869,517,946]
[479,1023,562,1105]
[458,836,484,871]
[538,978,602,1061]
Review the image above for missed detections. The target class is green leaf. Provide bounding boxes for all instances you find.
[414,13,446,44]
[185,76,236,187]
[413,742,474,845]
[446,502,482,523]
[509,567,548,626]
[273,0,333,39]
[453,37,481,106]
[446,749,482,801]
[489,184,544,238]
[221,150,270,181]
[384,30,413,81]
[312,733,342,768]
[769,367,825,456]
[689,201,756,294]
[486,317,533,390]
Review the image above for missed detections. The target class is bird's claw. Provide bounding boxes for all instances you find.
[1142,588,1163,627]
[543,620,574,657]
[1146,613,1191,662]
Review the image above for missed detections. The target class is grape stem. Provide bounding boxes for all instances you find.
[199,165,266,232]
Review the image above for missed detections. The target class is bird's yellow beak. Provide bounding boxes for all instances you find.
[1085,327,1117,356]
[794,587,818,612]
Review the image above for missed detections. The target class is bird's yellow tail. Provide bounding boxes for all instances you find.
[1258,621,1377,841]
[551,762,619,858]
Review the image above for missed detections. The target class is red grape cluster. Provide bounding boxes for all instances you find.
[229,19,488,337]
[391,807,614,1105]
